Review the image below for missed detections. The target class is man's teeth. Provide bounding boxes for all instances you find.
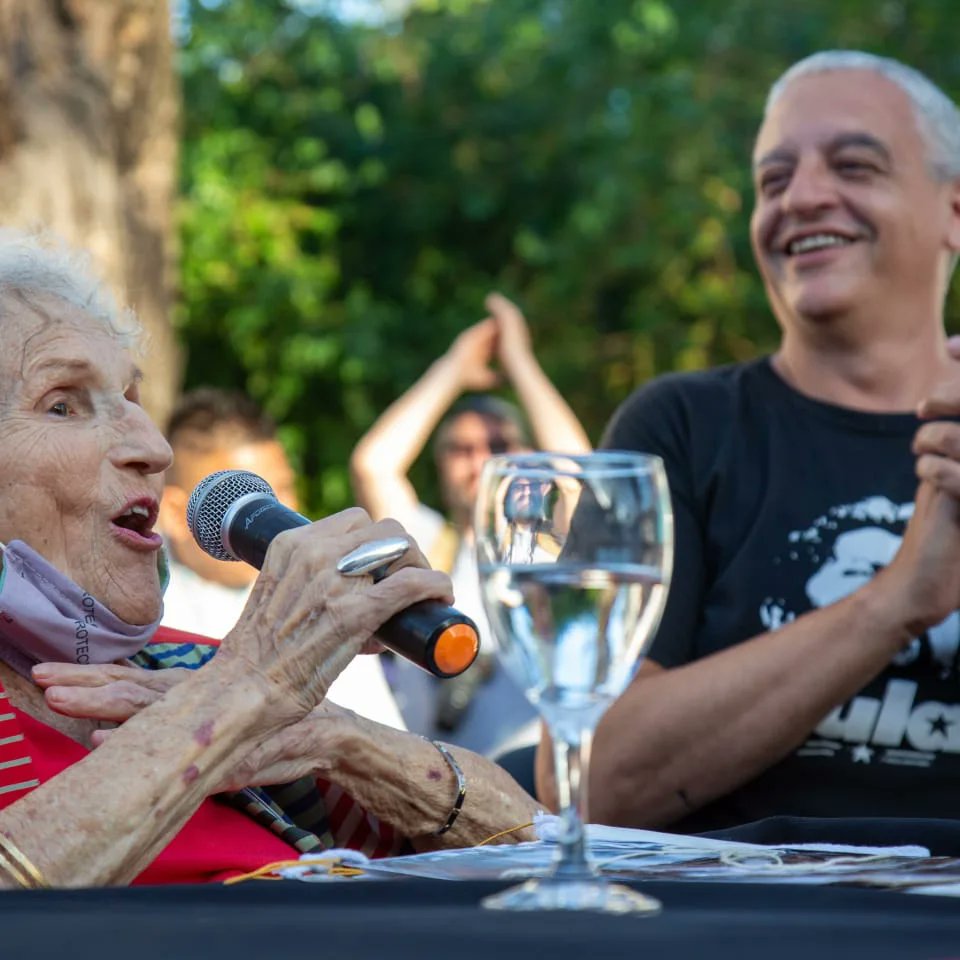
[788,234,852,255]
[126,505,150,518]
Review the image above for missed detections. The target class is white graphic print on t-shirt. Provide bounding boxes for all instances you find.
[758,496,960,769]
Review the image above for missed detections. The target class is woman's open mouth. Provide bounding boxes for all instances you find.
[111,499,163,550]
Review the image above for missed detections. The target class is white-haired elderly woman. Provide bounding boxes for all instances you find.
[0,231,536,888]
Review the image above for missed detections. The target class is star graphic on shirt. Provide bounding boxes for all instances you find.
[927,714,954,738]
[851,744,874,764]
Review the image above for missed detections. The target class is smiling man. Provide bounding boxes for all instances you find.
[538,51,960,832]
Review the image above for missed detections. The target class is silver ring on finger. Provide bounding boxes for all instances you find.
[336,536,411,581]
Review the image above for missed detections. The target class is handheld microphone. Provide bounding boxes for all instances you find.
[186,470,479,679]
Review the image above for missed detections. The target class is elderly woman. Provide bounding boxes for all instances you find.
[0,231,537,889]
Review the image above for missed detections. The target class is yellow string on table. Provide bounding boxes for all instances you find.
[475,822,535,847]
[224,820,537,885]
[224,858,366,885]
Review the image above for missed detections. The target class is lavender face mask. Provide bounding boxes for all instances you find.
[0,539,166,679]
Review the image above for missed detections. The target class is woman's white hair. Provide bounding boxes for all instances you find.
[0,229,140,346]
[765,50,960,181]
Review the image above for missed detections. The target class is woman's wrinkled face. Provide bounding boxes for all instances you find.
[0,295,173,624]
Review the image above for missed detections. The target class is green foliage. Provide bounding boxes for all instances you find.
[178,0,960,514]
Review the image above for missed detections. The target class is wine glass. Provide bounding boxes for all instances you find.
[474,451,673,914]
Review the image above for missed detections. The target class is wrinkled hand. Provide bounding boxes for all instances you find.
[485,292,533,372]
[217,701,352,791]
[35,660,357,792]
[445,317,499,390]
[219,509,452,724]
[35,512,450,764]
[34,660,190,723]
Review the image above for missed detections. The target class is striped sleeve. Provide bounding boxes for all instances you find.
[0,690,39,799]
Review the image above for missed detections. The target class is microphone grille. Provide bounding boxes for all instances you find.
[187,469,276,561]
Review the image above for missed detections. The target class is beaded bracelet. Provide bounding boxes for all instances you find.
[0,834,47,889]
[427,740,467,836]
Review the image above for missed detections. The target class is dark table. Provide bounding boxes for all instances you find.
[3,877,959,960]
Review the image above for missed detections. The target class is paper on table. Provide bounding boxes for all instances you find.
[533,813,931,859]
[269,816,944,894]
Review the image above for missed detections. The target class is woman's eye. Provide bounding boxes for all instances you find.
[49,400,71,417]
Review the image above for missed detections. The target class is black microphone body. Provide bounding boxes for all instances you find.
[188,474,479,679]
[224,495,312,570]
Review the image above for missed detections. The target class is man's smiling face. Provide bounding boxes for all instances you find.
[750,68,960,328]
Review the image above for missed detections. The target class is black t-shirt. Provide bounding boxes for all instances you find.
[603,358,960,831]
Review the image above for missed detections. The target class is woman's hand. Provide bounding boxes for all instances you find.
[35,657,365,792]
[218,509,452,724]
[35,654,541,848]
[38,512,452,734]
[37,512,454,783]
[33,660,190,722]
[216,701,353,791]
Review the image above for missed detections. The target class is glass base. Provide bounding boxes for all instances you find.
[481,877,661,916]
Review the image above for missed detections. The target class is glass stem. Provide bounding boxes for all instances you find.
[550,722,595,881]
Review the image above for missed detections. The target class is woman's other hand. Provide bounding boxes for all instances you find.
[36,658,372,793]
[34,660,189,722]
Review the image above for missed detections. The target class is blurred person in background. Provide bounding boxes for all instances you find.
[160,387,404,729]
[350,293,591,757]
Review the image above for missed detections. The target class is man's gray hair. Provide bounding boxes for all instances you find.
[0,229,140,346]
[765,50,960,181]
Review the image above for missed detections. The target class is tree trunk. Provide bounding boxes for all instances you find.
[0,0,180,427]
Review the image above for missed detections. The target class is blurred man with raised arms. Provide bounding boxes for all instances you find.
[351,294,590,756]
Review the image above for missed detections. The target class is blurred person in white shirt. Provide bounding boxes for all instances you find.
[159,387,405,729]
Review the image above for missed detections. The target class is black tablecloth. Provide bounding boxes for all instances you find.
[4,878,959,960]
